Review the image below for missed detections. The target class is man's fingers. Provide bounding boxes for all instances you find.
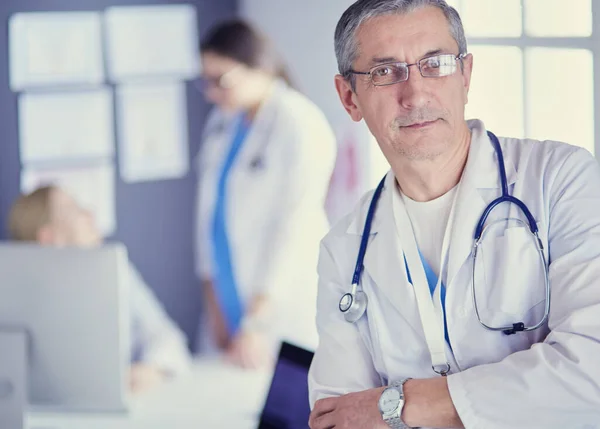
[312,397,338,418]
[309,409,336,429]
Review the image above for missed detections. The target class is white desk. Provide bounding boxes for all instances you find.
[26,358,273,429]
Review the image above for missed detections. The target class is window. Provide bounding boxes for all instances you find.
[453,0,596,154]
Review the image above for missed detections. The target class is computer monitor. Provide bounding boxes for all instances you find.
[0,242,130,413]
[0,328,27,429]
[258,341,314,429]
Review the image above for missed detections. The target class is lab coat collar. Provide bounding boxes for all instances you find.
[446,119,518,286]
[465,119,517,189]
[345,119,520,298]
[245,79,289,135]
[345,119,517,235]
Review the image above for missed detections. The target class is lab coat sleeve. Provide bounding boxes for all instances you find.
[447,148,600,428]
[308,240,382,408]
[129,264,192,376]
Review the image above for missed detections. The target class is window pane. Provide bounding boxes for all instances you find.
[525,0,592,37]
[465,45,524,139]
[526,48,594,154]
[461,0,522,37]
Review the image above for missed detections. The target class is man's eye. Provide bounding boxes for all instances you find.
[373,66,394,77]
[427,58,441,68]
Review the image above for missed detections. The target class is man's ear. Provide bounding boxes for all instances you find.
[335,74,363,122]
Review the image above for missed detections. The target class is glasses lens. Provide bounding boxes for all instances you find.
[420,54,457,77]
[371,64,408,86]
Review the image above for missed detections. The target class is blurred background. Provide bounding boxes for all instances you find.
[0,0,598,352]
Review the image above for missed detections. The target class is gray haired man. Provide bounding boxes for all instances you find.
[308,0,600,428]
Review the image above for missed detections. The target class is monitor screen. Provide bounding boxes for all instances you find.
[258,342,314,429]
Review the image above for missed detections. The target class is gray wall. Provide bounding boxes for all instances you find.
[0,0,238,348]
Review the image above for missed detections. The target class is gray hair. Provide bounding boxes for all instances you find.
[334,0,467,79]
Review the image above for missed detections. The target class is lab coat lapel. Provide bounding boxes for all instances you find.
[359,173,418,318]
[234,81,285,168]
[445,121,517,288]
[445,172,487,289]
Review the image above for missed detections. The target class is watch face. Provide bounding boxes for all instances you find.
[379,388,401,414]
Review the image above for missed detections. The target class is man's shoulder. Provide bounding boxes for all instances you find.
[499,134,589,162]
[497,134,594,181]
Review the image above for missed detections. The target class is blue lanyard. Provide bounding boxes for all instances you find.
[403,252,451,347]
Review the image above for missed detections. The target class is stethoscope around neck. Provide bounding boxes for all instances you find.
[207,114,269,172]
[339,131,551,339]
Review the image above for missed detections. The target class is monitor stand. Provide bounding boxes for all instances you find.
[0,328,26,429]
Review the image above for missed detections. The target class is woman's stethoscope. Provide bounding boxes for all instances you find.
[205,116,268,171]
[339,131,551,340]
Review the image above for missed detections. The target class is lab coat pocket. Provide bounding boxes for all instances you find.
[475,225,546,325]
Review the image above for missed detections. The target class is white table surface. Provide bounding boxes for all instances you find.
[26,357,273,429]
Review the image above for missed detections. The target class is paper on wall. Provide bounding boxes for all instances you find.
[18,88,114,164]
[115,81,189,183]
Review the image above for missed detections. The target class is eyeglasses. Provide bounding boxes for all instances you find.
[195,66,243,91]
[348,53,467,86]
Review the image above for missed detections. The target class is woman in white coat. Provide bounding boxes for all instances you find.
[194,20,336,368]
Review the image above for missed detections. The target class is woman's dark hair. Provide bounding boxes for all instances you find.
[200,19,294,88]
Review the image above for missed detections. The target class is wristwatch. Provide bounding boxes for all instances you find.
[378,379,414,429]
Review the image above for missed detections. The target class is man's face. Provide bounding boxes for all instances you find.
[48,189,102,248]
[335,6,473,162]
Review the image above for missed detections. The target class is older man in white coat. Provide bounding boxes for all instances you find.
[308,1,600,428]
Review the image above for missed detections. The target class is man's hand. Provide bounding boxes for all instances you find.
[129,364,166,394]
[309,387,387,429]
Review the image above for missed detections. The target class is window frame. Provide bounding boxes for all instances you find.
[452,0,599,155]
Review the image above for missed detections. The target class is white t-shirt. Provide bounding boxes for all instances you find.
[393,183,457,278]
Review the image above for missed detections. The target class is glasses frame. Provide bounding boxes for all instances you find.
[348,52,468,86]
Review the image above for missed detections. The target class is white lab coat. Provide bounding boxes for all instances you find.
[195,80,337,351]
[129,264,192,376]
[309,119,600,428]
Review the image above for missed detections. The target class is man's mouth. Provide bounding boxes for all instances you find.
[402,119,438,129]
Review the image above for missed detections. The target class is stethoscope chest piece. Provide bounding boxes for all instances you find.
[339,289,368,323]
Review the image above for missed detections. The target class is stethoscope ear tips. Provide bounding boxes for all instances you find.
[340,291,368,323]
